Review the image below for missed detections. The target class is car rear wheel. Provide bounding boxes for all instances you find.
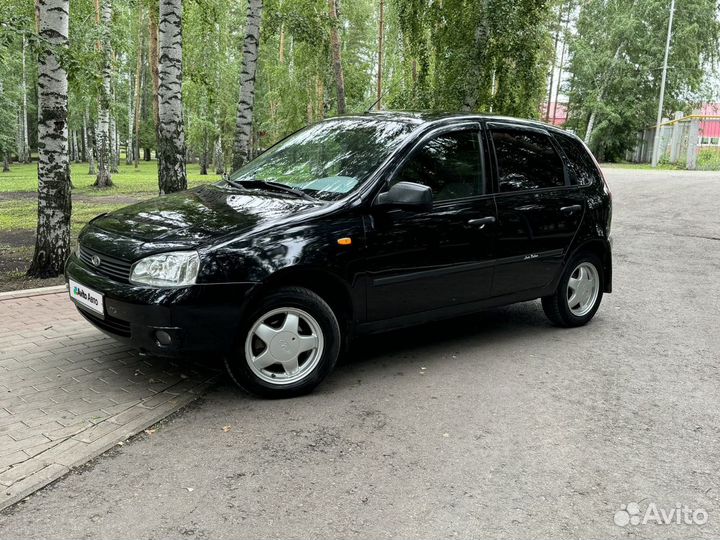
[225,287,341,398]
[542,252,604,327]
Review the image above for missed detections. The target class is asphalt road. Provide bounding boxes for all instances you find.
[1,168,719,539]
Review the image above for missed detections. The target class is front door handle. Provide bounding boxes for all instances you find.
[467,216,496,228]
[560,204,583,215]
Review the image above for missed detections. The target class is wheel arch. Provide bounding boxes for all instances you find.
[565,239,612,293]
[242,266,356,333]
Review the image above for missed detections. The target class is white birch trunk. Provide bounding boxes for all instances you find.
[16,108,24,162]
[157,0,187,193]
[81,111,88,162]
[95,0,113,187]
[199,132,208,175]
[132,7,145,168]
[126,75,133,165]
[73,130,81,162]
[214,136,224,175]
[584,112,597,145]
[232,0,263,171]
[85,109,96,175]
[133,65,143,167]
[20,37,30,163]
[28,0,72,278]
[327,0,346,115]
[585,44,623,145]
[110,111,119,172]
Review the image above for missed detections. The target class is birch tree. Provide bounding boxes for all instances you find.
[232,0,262,171]
[94,0,113,187]
[149,10,161,138]
[109,98,118,172]
[132,25,144,167]
[328,0,346,114]
[85,109,96,174]
[28,0,72,278]
[157,0,187,193]
[0,79,17,172]
[20,37,30,163]
[126,77,132,165]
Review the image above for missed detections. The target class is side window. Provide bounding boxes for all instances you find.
[554,133,601,186]
[392,129,482,201]
[490,128,565,192]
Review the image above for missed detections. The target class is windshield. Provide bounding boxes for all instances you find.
[227,118,417,201]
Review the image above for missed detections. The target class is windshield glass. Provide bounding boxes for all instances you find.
[227,118,417,201]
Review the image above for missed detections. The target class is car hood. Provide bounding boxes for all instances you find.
[92,184,325,244]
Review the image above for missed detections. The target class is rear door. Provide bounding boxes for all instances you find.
[487,123,585,296]
[364,123,498,321]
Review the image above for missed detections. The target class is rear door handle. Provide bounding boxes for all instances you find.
[467,216,496,228]
[560,204,583,215]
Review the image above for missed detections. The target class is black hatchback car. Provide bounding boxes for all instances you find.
[66,113,612,397]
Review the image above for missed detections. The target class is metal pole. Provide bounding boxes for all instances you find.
[651,0,675,167]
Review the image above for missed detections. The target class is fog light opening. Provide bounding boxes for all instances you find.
[155,330,173,346]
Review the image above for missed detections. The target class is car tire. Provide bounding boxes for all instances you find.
[225,287,341,398]
[542,252,604,328]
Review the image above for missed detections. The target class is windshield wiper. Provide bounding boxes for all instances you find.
[226,178,315,201]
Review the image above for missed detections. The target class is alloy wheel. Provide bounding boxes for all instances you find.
[566,262,600,317]
[244,307,324,385]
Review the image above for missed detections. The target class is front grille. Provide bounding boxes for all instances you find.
[77,307,132,337]
[79,246,132,283]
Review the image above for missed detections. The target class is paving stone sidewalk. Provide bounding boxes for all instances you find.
[0,286,216,511]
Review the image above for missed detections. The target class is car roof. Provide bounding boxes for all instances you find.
[338,110,571,137]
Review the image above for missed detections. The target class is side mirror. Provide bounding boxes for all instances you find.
[374,181,433,212]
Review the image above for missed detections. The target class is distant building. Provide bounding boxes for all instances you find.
[631,102,720,167]
[698,103,720,146]
[540,101,568,127]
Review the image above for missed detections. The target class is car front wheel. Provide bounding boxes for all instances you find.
[542,252,604,327]
[225,287,341,398]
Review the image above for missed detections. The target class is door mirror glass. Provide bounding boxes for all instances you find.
[375,181,433,212]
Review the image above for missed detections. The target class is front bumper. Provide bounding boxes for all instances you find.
[65,254,258,357]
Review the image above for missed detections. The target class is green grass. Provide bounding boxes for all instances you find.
[0,160,223,290]
[0,160,221,234]
[0,199,128,231]
[0,160,220,195]
[600,161,681,170]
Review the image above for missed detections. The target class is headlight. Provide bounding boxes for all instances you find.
[130,251,200,287]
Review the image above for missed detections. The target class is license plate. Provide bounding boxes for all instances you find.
[68,279,104,316]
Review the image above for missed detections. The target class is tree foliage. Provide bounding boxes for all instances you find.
[566,0,720,160]
[386,0,555,117]
[1,0,718,173]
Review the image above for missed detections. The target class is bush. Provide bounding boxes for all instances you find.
[696,148,720,171]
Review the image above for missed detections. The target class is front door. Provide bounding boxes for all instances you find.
[364,124,498,322]
[488,124,584,296]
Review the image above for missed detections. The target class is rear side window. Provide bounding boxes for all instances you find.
[554,133,601,186]
[490,128,565,192]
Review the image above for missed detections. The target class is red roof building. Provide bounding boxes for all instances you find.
[698,103,720,143]
[541,102,568,127]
